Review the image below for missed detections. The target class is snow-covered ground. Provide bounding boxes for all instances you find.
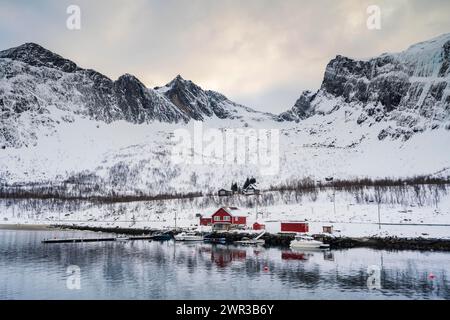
[1,34,449,243]
[1,110,449,195]
[1,34,450,197]
[1,186,449,239]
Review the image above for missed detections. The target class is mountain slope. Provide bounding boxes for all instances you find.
[280,33,450,140]
[156,75,275,122]
[0,36,449,196]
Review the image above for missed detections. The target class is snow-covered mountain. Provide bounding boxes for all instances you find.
[0,43,270,148]
[280,33,450,141]
[0,34,449,195]
[156,75,274,121]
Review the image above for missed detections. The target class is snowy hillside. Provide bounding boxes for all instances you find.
[0,35,449,196]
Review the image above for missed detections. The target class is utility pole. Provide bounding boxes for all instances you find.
[325,177,336,221]
[333,188,336,219]
[174,211,177,231]
[255,195,258,220]
[375,186,382,230]
[377,201,381,230]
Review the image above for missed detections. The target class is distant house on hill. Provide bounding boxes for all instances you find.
[242,185,260,195]
[218,189,232,197]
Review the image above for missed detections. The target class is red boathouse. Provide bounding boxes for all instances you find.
[280,221,309,233]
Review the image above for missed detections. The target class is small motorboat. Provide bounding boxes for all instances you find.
[289,235,329,249]
[234,238,265,246]
[174,232,204,241]
[116,236,129,242]
[234,230,266,246]
[149,233,173,241]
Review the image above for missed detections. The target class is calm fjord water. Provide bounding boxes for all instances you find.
[0,229,449,299]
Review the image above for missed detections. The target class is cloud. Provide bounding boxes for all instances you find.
[0,0,449,113]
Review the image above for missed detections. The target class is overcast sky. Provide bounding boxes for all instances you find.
[0,0,449,113]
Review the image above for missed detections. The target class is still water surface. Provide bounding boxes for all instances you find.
[0,229,449,299]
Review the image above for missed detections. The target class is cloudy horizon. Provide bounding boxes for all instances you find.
[1,0,450,113]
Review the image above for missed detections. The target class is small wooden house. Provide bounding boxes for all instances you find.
[212,207,247,230]
[218,189,233,197]
[242,186,260,196]
[322,225,334,234]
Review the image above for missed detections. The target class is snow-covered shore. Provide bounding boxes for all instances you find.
[1,186,449,240]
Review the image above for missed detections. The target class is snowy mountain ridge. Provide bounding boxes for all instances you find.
[0,43,270,148]
[280,33,450,141]
[0,35,449,195]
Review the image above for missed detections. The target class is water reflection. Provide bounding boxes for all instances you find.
[0,229,449,299]
[281,251,312,261]
[198,246,247,268]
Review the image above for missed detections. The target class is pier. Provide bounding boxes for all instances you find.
[42,235,153,243]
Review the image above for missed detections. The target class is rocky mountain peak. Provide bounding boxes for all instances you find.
[158,75,223,120]
[173,74,185,82]
[279,90,315,122]
[166,74,198,91]
[279,33,450,140]
[0,42,80,73]
[116,73,146,88]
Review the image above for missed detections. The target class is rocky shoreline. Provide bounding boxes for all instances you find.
[52,224,450,251]
[319,235,450,251]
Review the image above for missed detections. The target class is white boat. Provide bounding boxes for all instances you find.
[234,231,265,246]
[174,232,204,241]
[289,235,329,249]
[234,238,265,246]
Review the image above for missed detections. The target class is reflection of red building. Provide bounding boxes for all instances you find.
[280,221,309,233]
[211,248,246,268]
[199,207,247,230]
[281,251,309,261]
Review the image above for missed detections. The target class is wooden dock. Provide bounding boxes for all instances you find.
[42,236,153,244]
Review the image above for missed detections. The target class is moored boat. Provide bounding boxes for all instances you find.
[174,232,204,241]
[234,230,266,246]
[289,235,329,249]
[234,238,265,246]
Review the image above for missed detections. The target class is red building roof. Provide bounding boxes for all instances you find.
[200,207,248,226]
[212,207,247,225]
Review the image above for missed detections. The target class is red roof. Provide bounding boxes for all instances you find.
[210,207,247,225]
[203,207,249,218]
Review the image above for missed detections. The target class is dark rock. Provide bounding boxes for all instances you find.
[0,43,80,73]
[279,91,315,121]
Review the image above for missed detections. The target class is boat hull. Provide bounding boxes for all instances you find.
[174,236,204,241]
[290,241,329,249]
[234,240,265,246]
